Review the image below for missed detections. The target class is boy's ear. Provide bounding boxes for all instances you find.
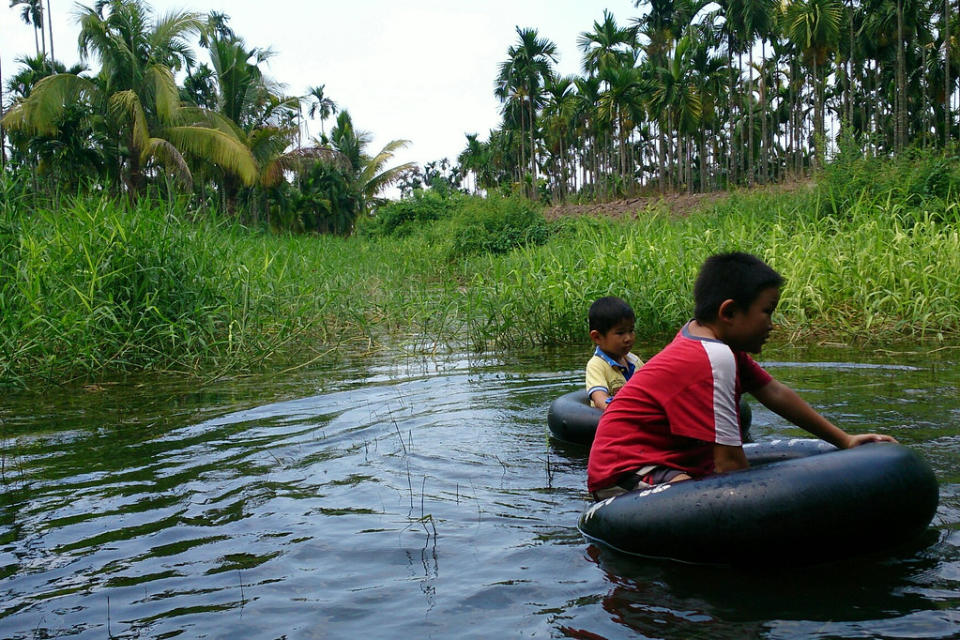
[717,299,739,322]
[589,329,602,344]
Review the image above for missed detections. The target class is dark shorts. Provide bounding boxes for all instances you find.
[591,466,687,501]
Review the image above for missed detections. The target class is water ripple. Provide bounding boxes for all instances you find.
[0,347,957,638]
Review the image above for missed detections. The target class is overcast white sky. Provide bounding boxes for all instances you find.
[2,0,639,172]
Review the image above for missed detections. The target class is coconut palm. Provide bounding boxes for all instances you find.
[2,0,257,198]
[330,110,416,218]
[189,22,340,215]
[2,53,93,182]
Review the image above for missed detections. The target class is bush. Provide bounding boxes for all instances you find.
[448,196,549,258]
[819,139,960,223]
[359,189,462,238]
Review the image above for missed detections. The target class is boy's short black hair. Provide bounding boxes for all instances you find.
[694,252,784,322]
[589,296,635,334]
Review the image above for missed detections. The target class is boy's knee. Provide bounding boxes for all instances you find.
[591,484,629,501]
[591,467,691,501]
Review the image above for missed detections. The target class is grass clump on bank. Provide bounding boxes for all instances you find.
[460,183,960,350]
[0,190,461,385]
[359,189,549,258]
[2,151,959,387]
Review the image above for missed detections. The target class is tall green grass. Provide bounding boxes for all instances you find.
[0,194,463,385]
[459,185,960,348]
[2,152,959,387]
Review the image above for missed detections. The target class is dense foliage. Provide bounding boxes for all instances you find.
[3,0,958,388]
[1,151,958,387]
[463,1,960,200]
[1,0,413,232]
[361,191,549,258]
[6,0,960,220]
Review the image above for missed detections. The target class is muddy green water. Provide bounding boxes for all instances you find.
[0,343,958,639]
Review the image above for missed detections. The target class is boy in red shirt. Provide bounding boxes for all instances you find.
[587,252,896,501]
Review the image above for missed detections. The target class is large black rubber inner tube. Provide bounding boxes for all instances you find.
[548,389,753,445]
[578,440,939,565]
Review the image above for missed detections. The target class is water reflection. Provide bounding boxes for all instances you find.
[0,344,957,639]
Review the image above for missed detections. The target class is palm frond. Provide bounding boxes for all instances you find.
[177,106,246,139]
[142,137,194,189]
[357,139,412,186]
[144,64,181,124]
[164,125,259,186]
[246,125,296,166]
[260,146,352,187]
[362,161,418,199]
[149,10,203,60]
[108,90,151,150]
[0,73,97,136]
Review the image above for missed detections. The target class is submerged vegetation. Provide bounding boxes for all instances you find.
[2,150,959,387]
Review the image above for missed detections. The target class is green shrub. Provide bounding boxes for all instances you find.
[448,196,549,257]
[819,140,960,223]
[360,189,462,238]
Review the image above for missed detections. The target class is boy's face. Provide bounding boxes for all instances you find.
[726,286,780,353]
[591,318,636,361]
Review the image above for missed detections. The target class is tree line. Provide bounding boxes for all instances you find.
[2,0,957,228]
[459,0,959,201]
[1,0,413,233]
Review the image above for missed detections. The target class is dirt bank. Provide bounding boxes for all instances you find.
[542,181,814,221]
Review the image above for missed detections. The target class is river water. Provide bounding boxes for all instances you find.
[0,343,958,639]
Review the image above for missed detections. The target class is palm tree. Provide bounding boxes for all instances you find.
[306,84,337,142]
[191,22,329,214]
[736,0,776,184]
[45,0,54,60]
[1,56,5,167]
[574,74,603,193]
[2,53,89,182]
[198,10,234,47]
[579,9,638,74]
[496,27,558,195]
[598,64,645,194]
[688,18,728,189]
[10,0,45,57]
[330,110,416,217]
[203,30,291,134]
[647,32,703,192]
[3,0,257,198]
[944,0,952,143]
[783,0,843,168]
[541,74,579,198]
[458,132,489,194]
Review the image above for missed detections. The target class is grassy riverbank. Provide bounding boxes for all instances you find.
[2,152,959,387]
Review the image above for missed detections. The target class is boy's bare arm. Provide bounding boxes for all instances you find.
[751,379,897,447]
[589,389,611,411]
[714,443,749,473]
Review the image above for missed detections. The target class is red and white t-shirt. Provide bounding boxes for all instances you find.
[586,323,772,492]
